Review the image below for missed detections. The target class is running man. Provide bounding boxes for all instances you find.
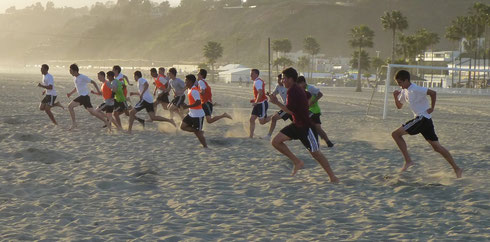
[391,70,462,178]
[128,71,175,133]
[249,68,270,138]
[167,67,186,119]
[66,64,109,130]
[268,67,338,182]
[264,74,291,140]
[297,76,334,147]
[37,64,63,125]
[92,71,120,131]
[152,67,170,112]
[197,69,232,124]
[113,65,145,126]
[181,74,207,148]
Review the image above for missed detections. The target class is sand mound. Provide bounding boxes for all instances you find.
[13,147,66,164]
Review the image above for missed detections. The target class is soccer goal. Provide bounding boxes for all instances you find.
[382,64,490,119]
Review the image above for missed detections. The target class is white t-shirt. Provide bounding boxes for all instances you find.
[188,88,205,118]
[398,83,431,118]
[273,84,287,104]
[43,73,56,96]
[137,78,154,103]
[306,84,320,96]
[198,79,207,91]
[254,78,264,91]
[74,74,92,96]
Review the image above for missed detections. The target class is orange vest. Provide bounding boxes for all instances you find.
[253,78,267,102]
[155,74,168,90]
[101,81,113,100]
[188,86,202,110]
[200,80,212,103]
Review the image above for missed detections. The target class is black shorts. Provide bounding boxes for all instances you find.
[202,102,213,116]
[251,101,268,119]
[280,123,319,152]
[171,95,186,107]
[134,100,154,113]
[277,110,292,121]
[97,103,114,113]
[156,92,170,104]
[309,112,321,124]
[41,95,57,106]
[73,95,93,109]
[114,101,128,113]
[402,116,438,141]
[183,115,204,131]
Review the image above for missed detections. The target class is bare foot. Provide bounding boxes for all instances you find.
[455,168,463,178]
[330,176,340,183]
[291,160,305,176]
[68,124,77,131]
[223,113,232,119]
[400,162,414,172]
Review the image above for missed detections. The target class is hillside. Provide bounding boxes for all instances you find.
[0,0,485,67]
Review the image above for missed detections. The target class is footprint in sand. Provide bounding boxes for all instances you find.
[14,147,64,164]
[10,133,44,142]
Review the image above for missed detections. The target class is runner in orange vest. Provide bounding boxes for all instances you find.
[92,71,121,131]
[181,74,208,148]
[197,69,232,124]
[249,68,271,138]
[152,67,170,112]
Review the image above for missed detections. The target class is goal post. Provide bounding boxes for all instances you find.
[383,64,490,119]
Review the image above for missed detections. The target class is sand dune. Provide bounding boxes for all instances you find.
[0,73,488,240]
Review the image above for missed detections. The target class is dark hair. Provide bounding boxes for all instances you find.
[107,71,115,78]
[395,70,410,81]
[199,69,207,79]
[297,76,306,84]
[277,74,282,80]
[70,63,79,72]
[158,67,165,73]
[150,68,157,73]
[98,71,105,77]
[169,67,177,76]
[42,64,49,71]
[186,74,197,83]
[134,71,142,78]
[113,65,121,73]
[282,67,298,82]
[251,69,260,76]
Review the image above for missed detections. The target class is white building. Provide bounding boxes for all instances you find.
[218,68,251,83]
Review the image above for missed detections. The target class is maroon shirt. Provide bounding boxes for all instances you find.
[286,84,312,128]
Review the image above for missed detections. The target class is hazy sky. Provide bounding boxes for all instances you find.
[0,0,181,13]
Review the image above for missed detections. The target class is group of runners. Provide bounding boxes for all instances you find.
[37,64,463,181]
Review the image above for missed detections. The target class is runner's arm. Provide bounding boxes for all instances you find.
[427,89,436,113]
[67,88,77,98]
[393,90,403,109]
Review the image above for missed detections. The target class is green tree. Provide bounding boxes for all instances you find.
[273,57,294,71]
[272,39,292,72]
[297,56,310,75]
[203,41,223,83]
[446,19,466,85]
[349,25,374,92]
[469,2,490,82]
[381,10,408,64]
[303,36,320,79]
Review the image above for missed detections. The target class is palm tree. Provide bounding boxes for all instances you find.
[381,10,408,64]
[469,3,490,82]
[297,56,310,75]
[272,39,292,73]
[445,22,465,86]
[303,36,320,79]
[203,41,223,83]
[349,25,374,92]
[273,57,294,71]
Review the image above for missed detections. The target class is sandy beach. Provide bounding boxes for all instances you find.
[0,72,489,240]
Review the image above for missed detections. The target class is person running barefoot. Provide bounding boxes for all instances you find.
[264,74,291,140]
[37,64,63,125]
[392,70,462,178]
[197,69,232,124]
[66,64,109,130]
[180,74,208,148]
[268,67,338,182]
[127,71,175,133]
[249,68,270,138]
[92,71,121,131]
